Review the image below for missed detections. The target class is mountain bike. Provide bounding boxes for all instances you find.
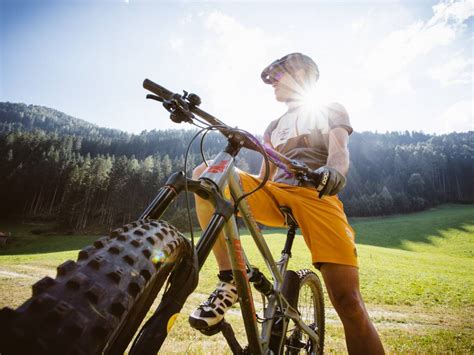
[0,79,325,355]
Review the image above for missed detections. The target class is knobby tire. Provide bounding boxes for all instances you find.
[0,219,188,355]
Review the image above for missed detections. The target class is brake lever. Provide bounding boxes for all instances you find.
[288,159,308,171]
[162,94,195,124]
[146,94,164,102]
[289,161,322,188]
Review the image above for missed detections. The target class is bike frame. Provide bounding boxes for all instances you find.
[139,139,319,354]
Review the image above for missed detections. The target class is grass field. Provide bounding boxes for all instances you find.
[0,204,473,354]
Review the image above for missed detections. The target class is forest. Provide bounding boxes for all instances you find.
[0,102,472,231]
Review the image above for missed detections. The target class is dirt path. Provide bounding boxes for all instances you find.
[0,270,36,279]
[0,265,465,332]
[0,265,54,279]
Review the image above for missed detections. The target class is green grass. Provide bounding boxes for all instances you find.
[0,204,473,354]
[351,204,474,258]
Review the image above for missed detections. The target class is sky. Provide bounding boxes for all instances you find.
[1,0,473,135]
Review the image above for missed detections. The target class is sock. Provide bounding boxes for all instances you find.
[217,270,234,283]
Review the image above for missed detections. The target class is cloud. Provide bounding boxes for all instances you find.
[385,75,415,95]
[169,37,184,50]
[437,99,474,132]
[180,14,193,25]
[351,18,368,33]
[429,53,473,86]
[432,0,473,23]
[364,0,473,84]
[195,11,290,132]
[160,4,472,135]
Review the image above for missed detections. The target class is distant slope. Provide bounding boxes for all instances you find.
[0,102,245,163]
[0,102,128,139]
[0,101,472,230]
[351,204,474,258]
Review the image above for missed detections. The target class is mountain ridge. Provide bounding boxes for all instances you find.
[2,101,471,139]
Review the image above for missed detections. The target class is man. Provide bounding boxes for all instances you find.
[189,53,384,354]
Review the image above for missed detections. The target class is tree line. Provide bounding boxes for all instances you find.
[0,102,472,231]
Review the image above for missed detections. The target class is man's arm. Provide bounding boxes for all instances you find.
[326,127,350,177]
[313,127,350,197]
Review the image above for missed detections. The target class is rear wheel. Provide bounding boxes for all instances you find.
[0,219,187,355]
[285,269,325,355]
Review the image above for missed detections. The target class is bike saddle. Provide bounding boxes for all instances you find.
[279,206,299,229]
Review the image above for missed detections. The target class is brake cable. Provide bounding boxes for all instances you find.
[226,128,271,213]
[183,124,215,247]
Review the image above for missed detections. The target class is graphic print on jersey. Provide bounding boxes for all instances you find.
[270,107,330,149]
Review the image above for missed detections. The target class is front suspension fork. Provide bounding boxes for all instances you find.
[138,171,234,270]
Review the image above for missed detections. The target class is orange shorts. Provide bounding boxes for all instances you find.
[232,171,358,268]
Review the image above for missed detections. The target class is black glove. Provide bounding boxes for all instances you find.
[313,166,346,198]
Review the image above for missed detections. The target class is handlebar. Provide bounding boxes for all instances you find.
[144,79,225,128]
[143,78,322,188]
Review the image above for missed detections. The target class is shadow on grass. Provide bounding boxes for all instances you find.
[1,204,472,256]
[350,204,473,251]
[0,220,100,256]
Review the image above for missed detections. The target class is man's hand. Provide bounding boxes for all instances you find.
[314,166,346,198]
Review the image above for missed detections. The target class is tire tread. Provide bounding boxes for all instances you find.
[0,220,186,355]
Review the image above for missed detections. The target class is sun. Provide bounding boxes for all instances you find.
[301,86,318,108]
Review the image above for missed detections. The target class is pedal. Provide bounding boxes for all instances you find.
[190,319,244,353]
[190,319,225,336]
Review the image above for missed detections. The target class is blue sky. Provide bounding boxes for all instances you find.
[1,0,472,134]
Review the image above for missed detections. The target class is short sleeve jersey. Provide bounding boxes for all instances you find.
[263,102,353,185]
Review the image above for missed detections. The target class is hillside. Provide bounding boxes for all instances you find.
[0,102,472,231]
[0,102,126,139]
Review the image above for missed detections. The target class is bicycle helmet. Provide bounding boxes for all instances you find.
[261,53,319,85]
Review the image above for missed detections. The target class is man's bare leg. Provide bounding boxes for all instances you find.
[320,263,384,354]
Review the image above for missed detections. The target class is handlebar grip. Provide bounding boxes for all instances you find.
[143,79,174,100]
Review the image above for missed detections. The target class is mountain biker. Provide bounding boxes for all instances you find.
[190,53,384,354]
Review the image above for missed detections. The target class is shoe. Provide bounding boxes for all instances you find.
[189,280,238,330]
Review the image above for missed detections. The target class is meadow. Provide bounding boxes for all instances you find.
[0,204,472,354]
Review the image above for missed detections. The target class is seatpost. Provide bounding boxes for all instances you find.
[279,207,299,257]
[281,222,297,257]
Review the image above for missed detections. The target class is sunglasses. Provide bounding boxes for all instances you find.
[270,69,286,83]
[261,63,289,84]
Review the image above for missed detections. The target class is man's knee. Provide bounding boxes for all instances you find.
[330,289,366,320]
[192,161,213,179]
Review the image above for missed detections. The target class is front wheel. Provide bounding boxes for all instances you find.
[285,269,325,355]
[0,219,187,355]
